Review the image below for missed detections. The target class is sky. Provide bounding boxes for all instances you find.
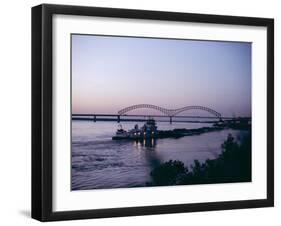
[72,34,251,117]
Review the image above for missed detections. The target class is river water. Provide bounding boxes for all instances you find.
[71,120,245,190]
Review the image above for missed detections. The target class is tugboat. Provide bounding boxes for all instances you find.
[112,124,128,140]
[112,118,158,140]
[141,118,158,138]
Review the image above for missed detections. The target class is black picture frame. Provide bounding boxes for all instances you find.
[32,4,274,222]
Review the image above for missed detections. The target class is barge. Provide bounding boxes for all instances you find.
[112,118,225,141]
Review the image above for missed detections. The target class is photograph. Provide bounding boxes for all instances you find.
[71,34,252,190]
[30,2,274,221]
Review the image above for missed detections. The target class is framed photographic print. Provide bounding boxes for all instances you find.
[32,4,274,221]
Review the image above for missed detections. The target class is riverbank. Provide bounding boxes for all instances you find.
[148,133,251,186]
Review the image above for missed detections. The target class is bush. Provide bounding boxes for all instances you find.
[150,160,187,186]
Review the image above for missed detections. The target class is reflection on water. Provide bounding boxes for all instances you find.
[71,121,246,190]
[134,138,156,148]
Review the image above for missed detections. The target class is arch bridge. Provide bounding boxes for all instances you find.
[118,104,222,123]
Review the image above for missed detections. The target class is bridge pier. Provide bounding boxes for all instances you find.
[169,116,172,124]
[93,115,96,122]
[117,115,120,123]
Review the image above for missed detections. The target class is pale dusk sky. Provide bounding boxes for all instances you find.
[72,34,251,117]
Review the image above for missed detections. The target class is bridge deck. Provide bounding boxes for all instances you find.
[72,114,237,119]
[72,114,251,123]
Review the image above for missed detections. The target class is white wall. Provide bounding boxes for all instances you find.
[0,0,279,225]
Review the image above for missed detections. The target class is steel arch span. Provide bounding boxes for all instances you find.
[172,106,222,118]
[118,104,171,116]
[118,104,222,118]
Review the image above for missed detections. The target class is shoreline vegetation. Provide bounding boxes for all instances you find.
[148,132,251,186]
[157,119,250,139]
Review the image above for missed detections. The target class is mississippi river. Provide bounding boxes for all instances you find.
[72,120,246,190]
